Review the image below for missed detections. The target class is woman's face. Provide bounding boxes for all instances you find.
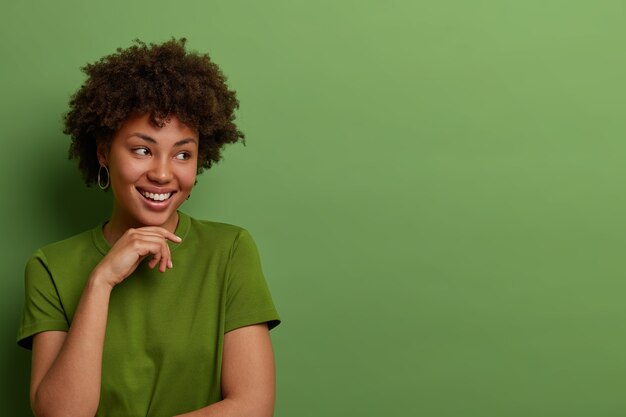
[100,113,198,232]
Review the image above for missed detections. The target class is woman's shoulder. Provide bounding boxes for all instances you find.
[187,216,246,237]
[31,226,101,263]
[183,214,256,246]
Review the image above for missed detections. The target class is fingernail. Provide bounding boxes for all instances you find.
[174,235,182,242]
[168,259,173,268]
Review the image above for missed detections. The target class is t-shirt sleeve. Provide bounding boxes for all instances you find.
[224,229,281,333]
[17,250,69,350]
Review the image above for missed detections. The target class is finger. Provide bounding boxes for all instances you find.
[159,255,168,273]
[118,232,174,273]
[148,251,162,270]
[148,255,159,270]
[130,234,176,251]
[134,241,164,268]
[160,237,172,272]
[143,237,171,273]
[132,227,182,243]
[128,230,181,245]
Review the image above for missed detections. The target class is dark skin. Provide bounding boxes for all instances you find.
[64,38,245,187]
[32,113,275,417]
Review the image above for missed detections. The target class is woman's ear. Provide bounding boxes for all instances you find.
[96,141,109,166]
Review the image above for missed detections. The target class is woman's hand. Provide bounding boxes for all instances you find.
[92,226,182,288]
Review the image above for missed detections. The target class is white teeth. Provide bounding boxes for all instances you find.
[142,191,172,201]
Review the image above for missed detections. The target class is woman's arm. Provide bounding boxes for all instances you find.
[30,227,180,417]
[174,324,276,417]
[31,278,112,417]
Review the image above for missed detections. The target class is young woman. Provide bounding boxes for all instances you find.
[17,39,280,417]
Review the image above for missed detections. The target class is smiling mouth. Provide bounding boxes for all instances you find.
[138,189,174,202]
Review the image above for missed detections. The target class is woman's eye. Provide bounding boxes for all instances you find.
[133,147,150,156]
[175,152,190,160]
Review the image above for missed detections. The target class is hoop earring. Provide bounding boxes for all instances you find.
[98,165,110,190]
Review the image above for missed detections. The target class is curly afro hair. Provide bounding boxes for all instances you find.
[64,38,244,186]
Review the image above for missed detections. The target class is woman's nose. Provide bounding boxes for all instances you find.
[147,158,173,184]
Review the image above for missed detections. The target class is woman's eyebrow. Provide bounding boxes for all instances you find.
[130,133,197,146]
[131,133,157,143]
[173,138,198,147]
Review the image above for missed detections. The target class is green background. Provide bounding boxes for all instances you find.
[1,0,625,416]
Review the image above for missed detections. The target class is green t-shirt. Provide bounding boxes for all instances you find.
[17,212,280,417]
